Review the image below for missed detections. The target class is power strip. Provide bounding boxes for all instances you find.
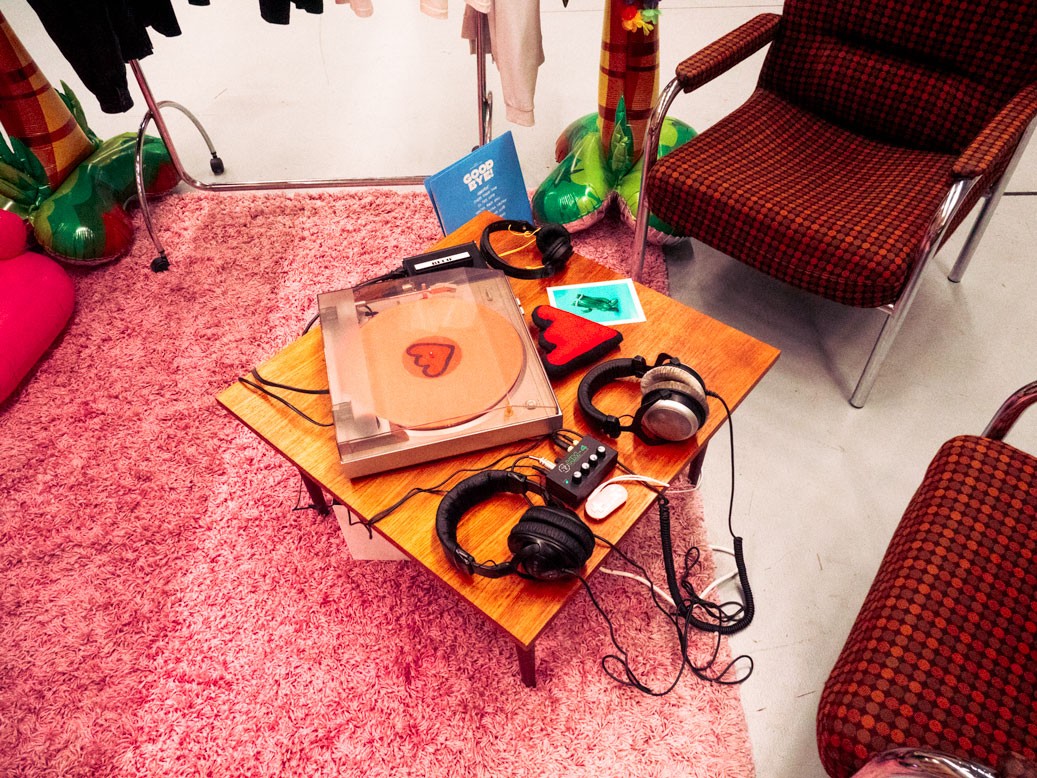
[545,435,618,507]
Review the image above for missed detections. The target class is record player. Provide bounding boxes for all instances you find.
[317,267,562,477]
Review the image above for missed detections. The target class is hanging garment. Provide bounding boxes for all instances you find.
[25,0,206,113]
[462,1,544,126]
[260,0,324,25]
[333,0,449,19]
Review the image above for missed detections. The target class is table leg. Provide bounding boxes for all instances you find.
[687,443,709,487]
[300,471,330,515]
[517,644,537,688]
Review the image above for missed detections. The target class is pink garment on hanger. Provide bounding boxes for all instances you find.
[462,0,543,126]
[334,0,448,19]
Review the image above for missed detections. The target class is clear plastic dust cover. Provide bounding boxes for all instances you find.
[317,267,562,477]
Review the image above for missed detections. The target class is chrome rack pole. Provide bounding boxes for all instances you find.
[131,15,492,271]
[475,11,493,147]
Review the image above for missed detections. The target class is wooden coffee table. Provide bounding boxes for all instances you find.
[217,212,779,686]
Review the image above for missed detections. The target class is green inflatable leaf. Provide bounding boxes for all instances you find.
[533,103,697,240]
[0,133,51,213]
[58,81,102,148]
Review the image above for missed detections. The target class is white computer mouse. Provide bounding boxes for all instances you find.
[585,483,629,520]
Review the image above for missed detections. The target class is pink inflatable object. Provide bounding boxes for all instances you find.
[0,209,75,402]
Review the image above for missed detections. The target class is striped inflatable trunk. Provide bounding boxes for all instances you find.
[0,11,95,190]
[597,0,660,160]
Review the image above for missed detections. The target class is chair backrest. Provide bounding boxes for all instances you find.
[759,0,1037,153]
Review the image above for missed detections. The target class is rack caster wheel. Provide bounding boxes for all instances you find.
[150,253,170,272]
[210,154,225,175]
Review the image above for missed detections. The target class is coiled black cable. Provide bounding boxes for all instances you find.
[659,496,754,634]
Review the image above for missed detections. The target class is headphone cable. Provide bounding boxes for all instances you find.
[659,390,755,634]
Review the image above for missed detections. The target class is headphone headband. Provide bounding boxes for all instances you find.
[436,471,546,577]
[577,353,709,445]
[576,356,651,437]
[480,219,573,280]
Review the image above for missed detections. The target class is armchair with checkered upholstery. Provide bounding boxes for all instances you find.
[816,381,1037,777]
[632,0,1037,407]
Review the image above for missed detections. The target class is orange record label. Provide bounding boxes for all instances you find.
[360,296,525,429]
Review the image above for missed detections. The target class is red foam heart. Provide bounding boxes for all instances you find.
[530,305,623,379]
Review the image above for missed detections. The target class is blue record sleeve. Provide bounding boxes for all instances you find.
[424,131,533,235]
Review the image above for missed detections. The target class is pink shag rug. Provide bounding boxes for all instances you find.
[0,190,754,777]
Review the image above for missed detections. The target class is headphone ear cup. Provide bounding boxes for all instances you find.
[521,505,596,558]
[508,506,594,579]
[535,222,573,268]
[641,364,706,403]
[507,523,585,580]
[641,366,708,420]
[637,385,707,441]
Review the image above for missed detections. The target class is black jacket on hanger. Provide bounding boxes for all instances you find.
[26,0,323,114]
[259,0,324,25]
[26,0,208,113]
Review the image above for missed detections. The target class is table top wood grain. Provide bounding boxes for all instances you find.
[217,212,780,649]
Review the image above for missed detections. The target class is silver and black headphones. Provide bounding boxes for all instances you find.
[577,353,709,445]
[435,470,595,581]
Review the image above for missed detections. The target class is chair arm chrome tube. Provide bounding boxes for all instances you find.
[983,380,1037,440]
[849,176,975,407]
[630,77,684,281]
[851,748,997,778]
[949,115,1037,283]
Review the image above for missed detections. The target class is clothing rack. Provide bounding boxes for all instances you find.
[132,15,493,272]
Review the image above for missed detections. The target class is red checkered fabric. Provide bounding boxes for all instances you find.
[647,0,1037,309]
[762,0,1037,153]
[649,89,980,307]
[817,435,1037,778]
[674,13,780,94]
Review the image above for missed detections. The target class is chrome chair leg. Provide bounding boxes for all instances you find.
[948,117,1036,283]
[850,177,976,407]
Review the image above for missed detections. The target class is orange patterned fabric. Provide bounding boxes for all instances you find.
[956,83,1037,180]
[674,13,779,94]
[0,12,94,189]
[817,435,1037,778]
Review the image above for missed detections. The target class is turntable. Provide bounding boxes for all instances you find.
[317,267,562,477]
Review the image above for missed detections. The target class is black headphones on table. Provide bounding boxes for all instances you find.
[436,470,595,581]
[479,219,573,280]
[577,354,710,445]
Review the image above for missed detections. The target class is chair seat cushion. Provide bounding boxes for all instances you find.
[817,434,1037,777]
[647,89,978,308]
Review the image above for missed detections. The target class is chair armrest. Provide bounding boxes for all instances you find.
[674,13,781,93]
[953,82,1037,179]
[983,380,1037,441]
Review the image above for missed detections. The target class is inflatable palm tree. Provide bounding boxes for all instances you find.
[0,11,177,265]
[532,0,694,242]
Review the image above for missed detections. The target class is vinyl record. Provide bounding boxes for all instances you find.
[360,296,526,429]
